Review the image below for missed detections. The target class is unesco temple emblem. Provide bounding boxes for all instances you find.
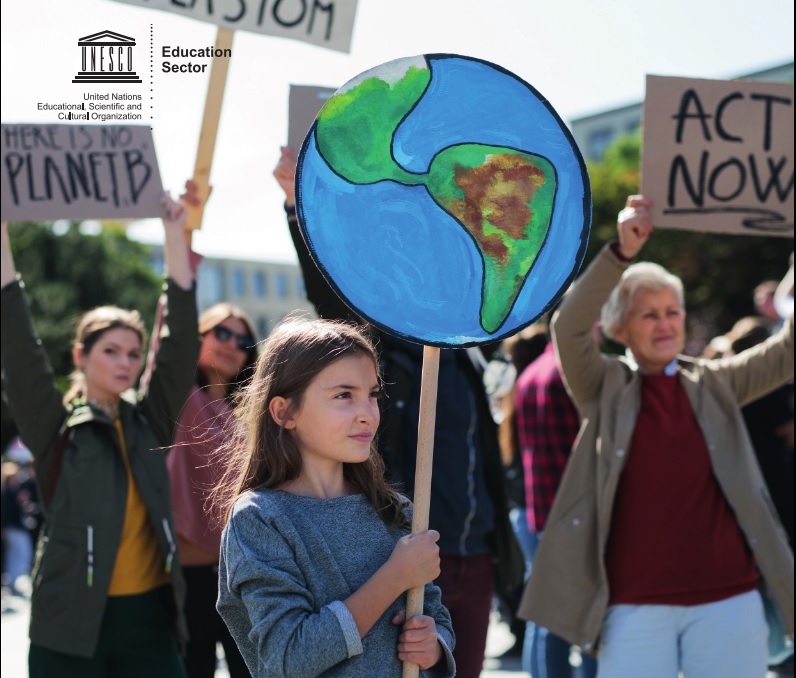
[73,30,142,84]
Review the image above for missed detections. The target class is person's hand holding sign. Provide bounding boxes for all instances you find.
[386,530,444,670]
[392,609,444,670]
[162,192,187,231]
[289,54,590,678]
[387,529,441,591]
[274,146,297,208]
[177,179,213,247]
[179,179,213,211]
[160,192,193,291]
[1,220,14,288]
[617,195,654,259]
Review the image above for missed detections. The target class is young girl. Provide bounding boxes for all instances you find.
[0,195,196,677]
[215,318,456,677]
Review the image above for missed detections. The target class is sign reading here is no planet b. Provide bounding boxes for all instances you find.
[642,75,793,237]
[0,124,164,222]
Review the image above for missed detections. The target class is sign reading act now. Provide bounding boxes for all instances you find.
[0,124,164,222]
[642,75,793,237]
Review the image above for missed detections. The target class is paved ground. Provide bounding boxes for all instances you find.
[1,589,526,677]
[4,590,787,677]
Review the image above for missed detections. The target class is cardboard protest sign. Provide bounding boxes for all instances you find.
[111,0,359,53]
[1,124,164,221]
[288,85,336,155]
[296,54,591,347]
[642,75,793,237]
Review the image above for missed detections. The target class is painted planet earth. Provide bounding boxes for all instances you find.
[296,54,591,347]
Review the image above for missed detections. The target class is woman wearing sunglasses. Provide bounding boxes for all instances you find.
[167,303,259,678]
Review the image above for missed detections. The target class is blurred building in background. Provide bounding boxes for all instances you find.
[570,61,794,162]
[149,245,315,339]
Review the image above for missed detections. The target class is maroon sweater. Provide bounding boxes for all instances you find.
[605,373,759,606]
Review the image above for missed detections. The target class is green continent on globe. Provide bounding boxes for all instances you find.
[315,64,430,185]
[314,66,557,335]
[425,145,556,333]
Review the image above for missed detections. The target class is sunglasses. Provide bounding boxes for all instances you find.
[210,325,254,352]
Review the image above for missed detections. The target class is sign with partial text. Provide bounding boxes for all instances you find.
[288,84,336,154]
[110,0,359,53]
[1,124,164,221]
[642,75,793,237]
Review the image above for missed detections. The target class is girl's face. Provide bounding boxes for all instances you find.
[199,316,251,383]
[75,328,143,402]
[281,354,380,472]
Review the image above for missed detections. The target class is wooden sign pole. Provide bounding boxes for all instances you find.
[402,345,441,678]
[185,27,234,231]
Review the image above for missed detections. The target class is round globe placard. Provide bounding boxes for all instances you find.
[296,54,591,347]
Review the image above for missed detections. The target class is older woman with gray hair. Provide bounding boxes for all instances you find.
[519,195,793,678]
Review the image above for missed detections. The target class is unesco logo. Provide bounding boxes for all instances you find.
[73,30,142,84]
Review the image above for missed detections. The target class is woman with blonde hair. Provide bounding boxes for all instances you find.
[1,196,197,677]
[520,195,793,677]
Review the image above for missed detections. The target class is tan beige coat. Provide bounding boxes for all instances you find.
[518,244,794,653]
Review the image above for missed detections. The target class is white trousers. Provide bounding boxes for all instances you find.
[597,589,768,678]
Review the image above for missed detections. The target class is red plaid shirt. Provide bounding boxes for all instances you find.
[515,342,580,532]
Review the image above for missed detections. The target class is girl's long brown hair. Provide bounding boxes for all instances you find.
[212,317,408,530]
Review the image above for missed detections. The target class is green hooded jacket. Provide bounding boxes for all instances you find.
[0,278,199,658]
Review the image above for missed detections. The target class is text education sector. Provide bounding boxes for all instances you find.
[161,45,232,73]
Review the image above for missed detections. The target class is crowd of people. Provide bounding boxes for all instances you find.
[0,152,793,678]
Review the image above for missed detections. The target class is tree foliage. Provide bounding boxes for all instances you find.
[1,222,161,451]
[584,132,792,354]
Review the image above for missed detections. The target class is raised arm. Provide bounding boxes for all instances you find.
[705,251,793,405]
[774,252,794,320]
[273,147,356,321]
[616,195,654,259]
[1,220,16,287]
[139,181,208,394]
[161,194,192,291]
[711,311,794,407]
[552,196,653,406]
[274,146,296,209]
[0,221,67,485]
[137,195,199,445]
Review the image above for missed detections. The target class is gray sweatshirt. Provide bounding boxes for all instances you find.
[218,489,456,677]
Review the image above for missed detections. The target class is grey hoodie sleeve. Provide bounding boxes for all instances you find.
[218,508,362,677]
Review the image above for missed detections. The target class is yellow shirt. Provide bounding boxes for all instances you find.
[107,419,171,596]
